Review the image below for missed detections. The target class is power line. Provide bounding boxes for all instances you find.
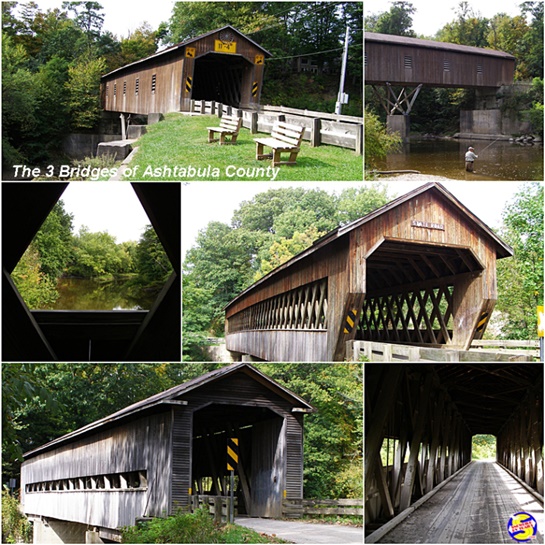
[266,43,361,61]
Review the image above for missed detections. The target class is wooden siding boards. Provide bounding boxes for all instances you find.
[101,26,271,114]
[225,183,513,360]
[21,364,313,530]
[365,32,515,88]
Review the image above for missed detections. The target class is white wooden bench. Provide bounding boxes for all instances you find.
[207,114,243,145]
[254,121,305,166]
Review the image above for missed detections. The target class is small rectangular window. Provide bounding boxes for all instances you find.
[443,60,450,72]
[135,78,139,95]
[404,55,412,69]
[151,74,157,93]
[123,81,126,95]
[364,52,368,67]
[477,64,483,74]
[113,83,117,96]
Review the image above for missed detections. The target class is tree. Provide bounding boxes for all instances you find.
[365,1,416,36]
[62,1,105,47]
[65,53,106,129]
[496,183,544,339]
[436,2,489,47]
[364,108,401,170]
[135,226,173,285]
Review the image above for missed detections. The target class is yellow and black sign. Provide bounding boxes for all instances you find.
[538,306,544,338]
[227,437,239,471]
[252,82,258,97]
[185,47,196,58]
[343,309,359,334]
[215,40,237,54]
[185,76,192,94]
[255,54,264,65]
[476,311,489,333]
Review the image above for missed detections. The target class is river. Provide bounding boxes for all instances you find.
[50,277,157,311]
[373,138,543,181]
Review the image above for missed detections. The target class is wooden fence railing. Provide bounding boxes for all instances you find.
[470,339,540,359]
[283,498,363,517]
[189,100,363,155]
[189,494,237,523]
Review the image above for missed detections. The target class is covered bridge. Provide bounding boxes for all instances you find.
[365,32,515,88]
[101,25,271,115]
[21,363,315,543]
[224,183,513,362]
[365,363,543,542]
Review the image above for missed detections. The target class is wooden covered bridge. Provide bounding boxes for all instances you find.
[101,25,271,115]
[2,182,180,362]
[365,32,516,137]
[224,183,513,362]
[20,363,315,543]
[365,363,544,543]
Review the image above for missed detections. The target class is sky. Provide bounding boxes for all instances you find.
[15,0,175,38]
[181,180,529,260]
[60,183,150,243]
[365,0,525,37]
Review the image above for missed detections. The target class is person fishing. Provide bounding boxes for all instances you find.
[465,146,478,172]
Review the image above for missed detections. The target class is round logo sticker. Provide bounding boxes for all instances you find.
[507,512,538,542]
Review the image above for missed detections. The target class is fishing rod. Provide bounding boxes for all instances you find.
[478,138,500,154]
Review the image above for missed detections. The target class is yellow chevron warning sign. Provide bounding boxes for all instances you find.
[476,311,489,332]
[185,76,192,93]
[227,437,238,471]
[343,309,359,334]
[252,81,258,97]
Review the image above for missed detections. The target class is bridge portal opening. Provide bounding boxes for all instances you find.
[192,403,285,518]
[192,53,251,107]
[472,434,497,461]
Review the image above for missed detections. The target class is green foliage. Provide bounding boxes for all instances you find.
[472,434,496,460]
[134,225,173,286]
[2,488,32,544]
[364,109,400,170]
[365,1,416,36]
[496,183,544,339]
[11,243,59,309]
[65,53,106,129]
[122,507,284,543]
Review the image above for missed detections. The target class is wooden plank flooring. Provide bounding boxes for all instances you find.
[376,461,544,543]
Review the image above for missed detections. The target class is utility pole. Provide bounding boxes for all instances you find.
[335,26,350,115]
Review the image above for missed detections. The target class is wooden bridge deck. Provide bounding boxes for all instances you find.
[373,461,544,544]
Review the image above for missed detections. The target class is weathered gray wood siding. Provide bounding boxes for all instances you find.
[21,412,172,529]
[171,371,305,516]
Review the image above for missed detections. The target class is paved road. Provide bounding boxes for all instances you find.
[235,517,363,544]
[375,461,544,543]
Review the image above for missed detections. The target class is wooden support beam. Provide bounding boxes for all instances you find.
[375,456,395,518]
[399,371,433,512]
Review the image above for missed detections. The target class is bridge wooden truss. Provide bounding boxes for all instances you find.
[224,183,513,362]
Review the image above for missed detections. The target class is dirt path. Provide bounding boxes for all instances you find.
[376,461,544,543]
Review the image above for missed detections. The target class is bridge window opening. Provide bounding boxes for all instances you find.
[135,78,139,95]
[404,55,412,69]
[472,434,496,461]
[151,74,157,94]
[113,83,116,96]
[477,64,483,74]
[11,183,173,314]
[443,60,450,72]
[123,81,126,95]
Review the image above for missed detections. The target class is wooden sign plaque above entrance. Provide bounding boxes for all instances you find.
[411,220,445,231]
[215,40,237,53]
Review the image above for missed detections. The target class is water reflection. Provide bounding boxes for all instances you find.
[376,139,543,181]
[49,278,157,311]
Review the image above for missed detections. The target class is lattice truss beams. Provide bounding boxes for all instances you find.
[365,365,471,526]
[359,285,454,345]
[229,278,328,333]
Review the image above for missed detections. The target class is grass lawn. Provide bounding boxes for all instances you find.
[123,113,363,181]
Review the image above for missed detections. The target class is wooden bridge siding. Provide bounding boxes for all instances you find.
[171,372,305,515]
[102,51,184,115]
[357,192,499,348]
[226,330,328,361]
[365,365,471,525]
[21,412,173,528]
[365,41,515,87]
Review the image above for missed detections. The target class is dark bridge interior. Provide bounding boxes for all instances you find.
[365,364,543,531]
[2,182,181,361]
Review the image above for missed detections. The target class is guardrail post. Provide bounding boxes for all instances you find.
[189,99,195,113]
[356,123,363,155]
[311,118,321,147]
[200,100,205,115]
[211,101,216,115]
[251,112,258,134]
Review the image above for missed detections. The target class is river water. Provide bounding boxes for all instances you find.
[374,138,543,181]
[50,278,157,310]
